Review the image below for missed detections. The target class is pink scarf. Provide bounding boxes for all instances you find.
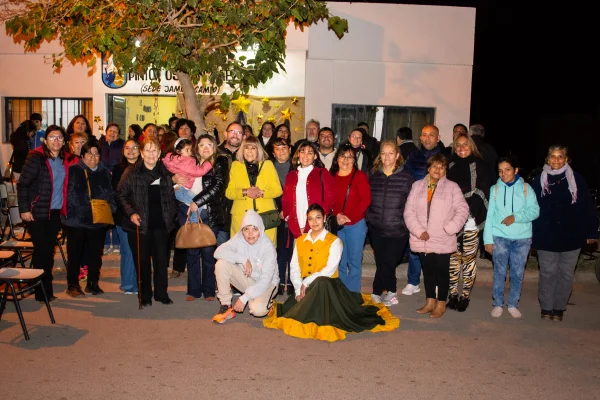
[541,164,577,204]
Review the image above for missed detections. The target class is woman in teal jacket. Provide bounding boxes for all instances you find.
[484,155,539,319]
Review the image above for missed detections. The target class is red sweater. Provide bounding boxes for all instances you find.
[333,169,371,226]
[282,167,336,238]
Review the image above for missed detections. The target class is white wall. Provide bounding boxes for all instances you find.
[0,30,93,164]
[306,3,475,144]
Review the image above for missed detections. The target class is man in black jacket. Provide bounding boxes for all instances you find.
[358,121,380,158]
[469,124,498,178]
[396,127,418,161]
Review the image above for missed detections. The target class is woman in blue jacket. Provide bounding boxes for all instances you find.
[531,146,598,321]
[484,155,539,319]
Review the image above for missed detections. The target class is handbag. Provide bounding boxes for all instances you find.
[251,162,281,230]
[175,211,217,249]
[84,170,114,225]
[322,169,356,235]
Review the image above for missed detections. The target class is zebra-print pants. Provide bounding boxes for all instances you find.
[449,229,479,299]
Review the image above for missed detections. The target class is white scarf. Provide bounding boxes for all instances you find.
[541,164,577,204]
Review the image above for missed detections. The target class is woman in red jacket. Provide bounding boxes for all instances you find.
[330,143,372,292]
[282,141,336,240]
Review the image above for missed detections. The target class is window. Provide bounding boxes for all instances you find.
[331,104,435,146]
[4,97,93,142]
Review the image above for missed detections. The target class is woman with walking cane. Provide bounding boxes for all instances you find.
[117,138,178,307]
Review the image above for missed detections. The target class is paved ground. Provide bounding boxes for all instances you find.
[1,252,599,400]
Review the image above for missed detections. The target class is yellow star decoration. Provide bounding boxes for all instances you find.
[257,114,264,121]
[248,118,253,124]
[298,115,304,122]
[221,115,228,121]
[267,116,276,122]
[93,116,102,123]
[291,97,298,106]
[214,109,222,116]
[294,127,300,132]
[98,125,104,131]
[231,95,251,114]
[177,110,184,116]
[281,107,294,121]
[261,97,270,103]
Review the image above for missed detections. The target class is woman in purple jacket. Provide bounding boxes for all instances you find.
[404,154,469,318]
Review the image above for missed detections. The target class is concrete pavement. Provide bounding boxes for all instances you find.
[1,253,599,400]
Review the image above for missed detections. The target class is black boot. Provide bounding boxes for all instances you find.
[277,284,285,297]
[65,284,85,297]
[551,309,564,322]
[447,294,459,310]
[85,282,104,295]
[287,284,295,298]
[456,296,470,312]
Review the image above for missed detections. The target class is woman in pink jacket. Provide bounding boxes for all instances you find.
[404,154,469,318]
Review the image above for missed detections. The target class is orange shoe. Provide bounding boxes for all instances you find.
[212,305,236,324]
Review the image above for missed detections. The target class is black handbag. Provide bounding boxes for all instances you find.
[252,162,281,230]
[321,169,355,235]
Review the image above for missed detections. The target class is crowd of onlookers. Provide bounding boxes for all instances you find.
[7,111,598,340]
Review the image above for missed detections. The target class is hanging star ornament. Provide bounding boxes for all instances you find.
[221,115,228,121]
[257,114,264,121]
[231,95,251,114]
[261,97,270,104]
[291,97,298,106]
[214,109,222,116]
[267,116,276,122]
[298,115,304,122]
[294,127,300,132]
[93,116,102,123]
[281,107,294,121]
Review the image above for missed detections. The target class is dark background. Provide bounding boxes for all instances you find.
[326,0,600,189]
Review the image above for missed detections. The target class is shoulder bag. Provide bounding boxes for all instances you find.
[175,211,217,248]
[84,169,114,225]
[252,162,281,230]
[322,169,356,235]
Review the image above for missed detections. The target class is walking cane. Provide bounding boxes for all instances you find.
[136,225,143,310]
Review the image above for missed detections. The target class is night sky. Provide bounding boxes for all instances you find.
[327,0,600,189]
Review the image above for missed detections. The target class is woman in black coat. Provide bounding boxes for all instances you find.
[117,138,178,306]
[62,142,116,297]
[9,120,36,176]
[180,134,229,301]
[445,133,491,311]
[366,140,414,307]
[531,145,598,321]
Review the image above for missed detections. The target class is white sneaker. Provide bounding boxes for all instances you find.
[382,292,399,307]
[371,294,382,304]
[401,284,421,295]
[507,307,522,319]
[491,306,503,318]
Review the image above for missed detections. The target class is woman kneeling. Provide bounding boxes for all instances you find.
[263,204,399,342]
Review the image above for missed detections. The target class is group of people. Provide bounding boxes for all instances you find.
[9,112,597,342]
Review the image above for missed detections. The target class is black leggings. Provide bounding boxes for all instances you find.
[419,253,451,301]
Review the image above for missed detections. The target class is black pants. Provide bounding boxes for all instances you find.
[66,226,105,286]
[128,227,170,302]
[28,210,61,300]
[276,222,294,286]
[371,232,408,295]
[420,253,451,301]
[172,208,187,273]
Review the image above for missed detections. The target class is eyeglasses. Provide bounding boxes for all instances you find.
[124,146,139,150]
[85,153,100,158]
[47,136,64,142]
[339,154,355,160]
[227,130,243,135]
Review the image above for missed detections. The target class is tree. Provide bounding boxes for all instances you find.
[3,0,348,135]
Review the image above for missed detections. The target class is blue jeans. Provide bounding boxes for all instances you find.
[175,187,198,222]
[337,218,367,292]
[492,236,531,308]
[104,227,120,247]
[407,249,422,286]
[178,203,218,298]
[116,225,136,292]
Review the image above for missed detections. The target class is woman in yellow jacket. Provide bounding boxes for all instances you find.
[226,135,282,243]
